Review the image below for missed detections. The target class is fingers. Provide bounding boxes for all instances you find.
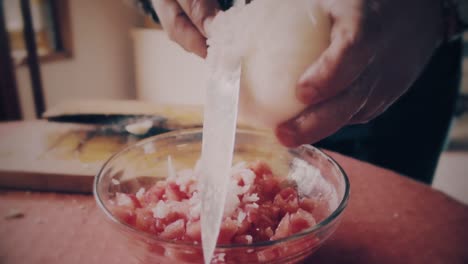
[277,68,375,147]
[297,8,374,105]
[176,0,219,37]
[152,0,217,57]
[276,90,361,147]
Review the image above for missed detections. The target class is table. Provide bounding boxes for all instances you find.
[1,151,467,264]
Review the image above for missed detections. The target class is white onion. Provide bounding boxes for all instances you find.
[207,0,331,128]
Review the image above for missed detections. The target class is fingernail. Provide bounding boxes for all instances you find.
[298,80,325,106]
[297,68,322,105]
[296,83,320,105]
[298,65,315,84]
[275,124,299,148]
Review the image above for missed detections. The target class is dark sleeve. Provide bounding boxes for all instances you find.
[135,0,235,24]
[135,0,159,23]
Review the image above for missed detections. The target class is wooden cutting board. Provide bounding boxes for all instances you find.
[0,121,141,193]
[0,101,209,193]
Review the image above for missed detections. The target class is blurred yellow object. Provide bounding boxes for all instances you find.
[5,0,52,63]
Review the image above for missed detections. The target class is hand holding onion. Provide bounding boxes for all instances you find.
[152,0,444,147]
[275,0,444,147]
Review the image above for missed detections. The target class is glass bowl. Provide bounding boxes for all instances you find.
[94,128,349,264]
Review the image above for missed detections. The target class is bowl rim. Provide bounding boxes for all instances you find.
[94,128,350,249]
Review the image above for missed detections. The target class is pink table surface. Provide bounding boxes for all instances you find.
[1,151,467,264]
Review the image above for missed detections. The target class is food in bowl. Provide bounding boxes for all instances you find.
[94,129,349,264]
[110,160,327,246]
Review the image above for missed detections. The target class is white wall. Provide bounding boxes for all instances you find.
[133,28,209,106]
[15,0,142,119]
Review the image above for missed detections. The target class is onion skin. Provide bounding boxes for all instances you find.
[237,0,331,128]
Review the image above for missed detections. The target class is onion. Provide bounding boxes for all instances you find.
[207,0,331,128]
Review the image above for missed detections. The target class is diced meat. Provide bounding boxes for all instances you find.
[271,213,291,240]
[253,202,280,229]
[299,197,317,213]
[265,227,274,238]
[135,208,159,234]
[217,218,239,244]
[166,182,189,201]
[111,205,136,226]
[273,187,299,215]
[162,212,185,226]
[143,182,166,205]
[111,160,319,247]
[249,161,273,180]
[128,194,142,208]
[290,209,316,234]
[254,178,281,201]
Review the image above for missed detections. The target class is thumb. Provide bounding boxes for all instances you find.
[297,10,375,106]
[176,0,220,37]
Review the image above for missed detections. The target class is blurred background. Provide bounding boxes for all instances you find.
[0,0,467,203]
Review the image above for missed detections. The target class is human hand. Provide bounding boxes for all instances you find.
[276,0,445,147]
[151,0,219,57]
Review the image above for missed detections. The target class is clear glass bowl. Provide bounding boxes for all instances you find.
[94,128,349,264]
